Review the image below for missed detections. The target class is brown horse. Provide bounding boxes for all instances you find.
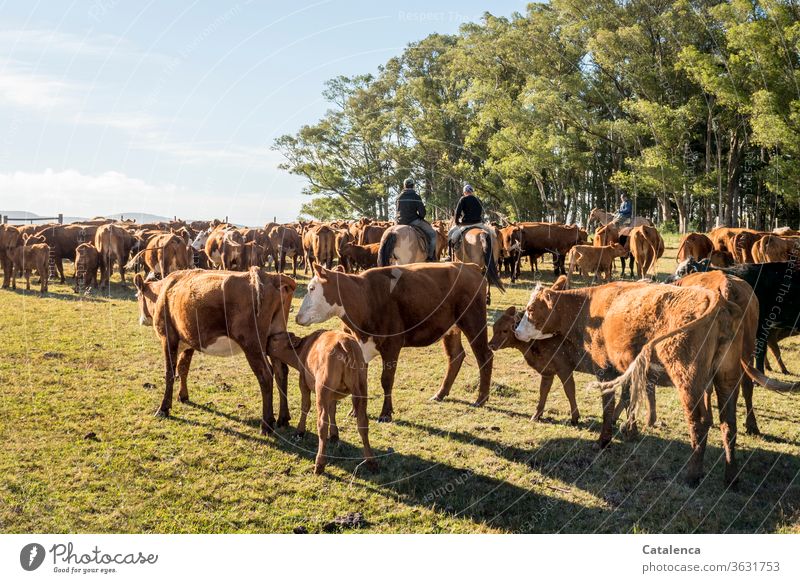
[377,225,428,266]
[451,225,504,304]
[588,208,652,229]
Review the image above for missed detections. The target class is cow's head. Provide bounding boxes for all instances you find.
[296,265,345,326]
[489,306,521,351]
[133,273,161,326]
[674,257,709,279]
[514,276,569,342]
[191,228,211,250]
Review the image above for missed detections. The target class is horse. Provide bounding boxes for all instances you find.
[451,225,505,305]
[377,225,428,266]
[588,207,652,229]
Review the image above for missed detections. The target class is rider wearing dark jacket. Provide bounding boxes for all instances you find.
[453,185,484,225]
[396,178,437,261]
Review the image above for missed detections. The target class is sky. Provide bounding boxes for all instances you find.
[0,0,527,225]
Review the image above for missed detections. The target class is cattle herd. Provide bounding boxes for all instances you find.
[1,213,799,487]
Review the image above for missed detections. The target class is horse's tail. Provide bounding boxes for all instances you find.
[480,231,505,292]
[377,231,397,267]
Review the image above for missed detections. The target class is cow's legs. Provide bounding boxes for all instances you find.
[767,334,791,375]
[683,387,712,486]
[353,370,377,470]
[56,256,66,283]
[599,390,615,447]
[378,345,401,422]
[243,349,276,435]
[715,379,740,486]
[314,384,330,474]
[176,348,194,403]
[463,319,493,407]
[296,377,311,436]
[156,338,180,416]
[560,373,580,425]
[431,331,466,402]
[532,374,554,422]
[273,358,291,427]
[328,402,339,442]
[740,375,759,435]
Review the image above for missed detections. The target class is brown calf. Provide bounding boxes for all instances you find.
[267,330,376,474]
[340,241,379,272]
[74,243,100,291]
[489,306,579,424]
[9,235,50,294]
[629,225,664,278]
[567,243,628,284]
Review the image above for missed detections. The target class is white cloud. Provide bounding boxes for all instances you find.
[0,65,75,109]
[0,29,168,62]
[0,169,181,215]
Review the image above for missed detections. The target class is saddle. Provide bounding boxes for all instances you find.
[409,224,430,253]
[448,223,493,250]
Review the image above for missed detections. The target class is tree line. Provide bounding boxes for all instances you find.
[274,0,800,233]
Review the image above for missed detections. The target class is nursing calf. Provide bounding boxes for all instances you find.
[134,268,296,434]
[489,306,580,424]
[267,330,376,473]
[515,277,787,486]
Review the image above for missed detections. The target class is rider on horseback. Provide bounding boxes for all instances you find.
[396,178,437,262]
[612,194,632,227]
[448,184,489,259]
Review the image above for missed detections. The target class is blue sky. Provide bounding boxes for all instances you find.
[0,0,527,224]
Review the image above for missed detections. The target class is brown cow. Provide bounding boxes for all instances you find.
[339,241,379,272]
[752,235,799,263]
[126,233,191,279]
[676,232,713,263]
[204,226,243,269]
[498,225,522,282]
[239,241,268,270]
[489,306,579,424]
[9,235,50,294]
[567,243,628,284]
[303,224,335,273]
[731,230,765,263]
[74,242,100,291]
[674,271,762,434]
[359,223,387,246]
[709,249,735,267]
[515,276,794,485]
[94,223,133,287]
[266,224,302,276]
[267,330,376,474]
[133,268,296,433]
[295,263,494,422]
[629,225,664,278]
[593,223,619,246]
[517,222,587,275]
[0,224,22,288]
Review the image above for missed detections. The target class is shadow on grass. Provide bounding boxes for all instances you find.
[174,400,591,532]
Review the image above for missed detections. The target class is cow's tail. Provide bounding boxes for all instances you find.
[377,231,397,267]
[125,249,145,271]
[248,266,263,317]
[741,361,800,392]
[587,289,723,430]
[480,231,505,292]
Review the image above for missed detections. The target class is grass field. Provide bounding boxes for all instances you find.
[1,234,799,533]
